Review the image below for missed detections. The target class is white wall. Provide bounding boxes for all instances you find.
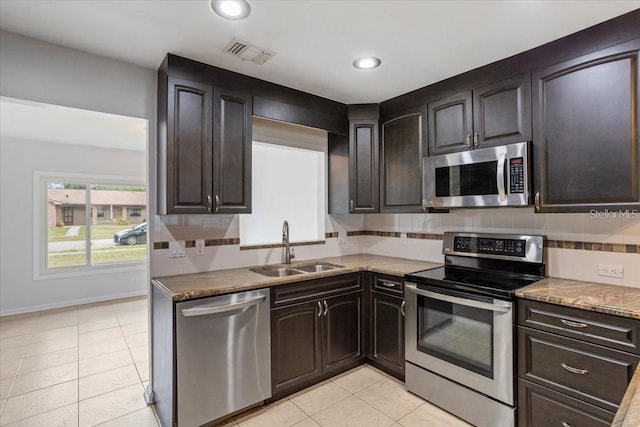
[0,31,156,314]
[0,137,147,314]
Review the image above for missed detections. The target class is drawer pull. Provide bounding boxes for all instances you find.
[561,363,589,375]
[380,281,397,288]
[561,422,571,427]
[560,319,588,328]
[317,301,322,317]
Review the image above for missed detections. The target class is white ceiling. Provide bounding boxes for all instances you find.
[0,1,639,104]
[0,97,148,151]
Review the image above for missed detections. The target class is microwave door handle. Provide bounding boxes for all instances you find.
[497,153,507,201]
[405,283,511,313]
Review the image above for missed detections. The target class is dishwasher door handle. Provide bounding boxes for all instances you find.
[181,295,267,317]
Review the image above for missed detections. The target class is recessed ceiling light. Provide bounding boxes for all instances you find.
[353,56,381,70]
[211,0,251,20]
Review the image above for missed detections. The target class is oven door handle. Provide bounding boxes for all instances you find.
[405,284,511,313]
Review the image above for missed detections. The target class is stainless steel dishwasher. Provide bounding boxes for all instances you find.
[176,288,271,427]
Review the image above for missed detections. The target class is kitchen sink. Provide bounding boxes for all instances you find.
[295,263,343,273]
[250,267,304,277]
[250,262,344,277]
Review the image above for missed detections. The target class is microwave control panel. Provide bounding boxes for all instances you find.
[453,236,525,257]
[509,157,525,194]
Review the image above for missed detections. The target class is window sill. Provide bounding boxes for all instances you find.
[34,262,146,281]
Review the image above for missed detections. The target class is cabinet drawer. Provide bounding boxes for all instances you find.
[518,326,639,413]
[518,379,614,427]
[518,299,640,355]
[371,273,403,296]
[271,273,361,307]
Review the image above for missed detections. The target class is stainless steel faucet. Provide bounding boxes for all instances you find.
[282,220,295,264]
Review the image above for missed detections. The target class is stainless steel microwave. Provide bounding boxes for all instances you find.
[423,141,531,208]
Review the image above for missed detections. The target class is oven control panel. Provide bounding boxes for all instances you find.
[453,236,525,257]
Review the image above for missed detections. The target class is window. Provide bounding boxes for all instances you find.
[37,172,147,275]
[240,141,325,245]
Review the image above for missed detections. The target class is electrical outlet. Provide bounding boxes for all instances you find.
[176,241,185,258]
[195,239,205,256]
[169,241,177,258]
[400,233,407,245]
[598,264,624,278]
[338,231,347,244]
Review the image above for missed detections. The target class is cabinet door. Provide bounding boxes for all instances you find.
[213,88,252,214]
[349,120,379,213]
[162,76,213,214]
[381,109,427,213]
[428,91,473,155]
[518,380,614,427]
[473,73,532,148]
[322,292,363,373]
[271,301,322,396]
[532,40,640,212]
[370,292,404,379]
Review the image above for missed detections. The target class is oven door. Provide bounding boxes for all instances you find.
[423,141,529,208]
[405,282,514,405]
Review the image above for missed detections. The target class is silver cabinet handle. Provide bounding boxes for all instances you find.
[400,300,405,317]
[562,422,571,427]
[496,153,507,202]
[317,301,322,317]
[207,195,212,212]
[560,319,588,328]
[465,133,472,148]
[181,295,266,317]
[214,195,220,212]
[473,132,479,147]
[380,281,397,288]
[323,300,328,316]
[561,363,589,375]
[349,199,354,213]
[535,192,540,211]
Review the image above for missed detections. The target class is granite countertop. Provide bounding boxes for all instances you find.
[517,278,640,426]
[152,254,440,301]
[515,277,640,320]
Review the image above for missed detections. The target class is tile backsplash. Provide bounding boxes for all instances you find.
[150,207,639,287]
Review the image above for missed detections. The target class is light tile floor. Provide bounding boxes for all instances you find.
[1,297,471,427]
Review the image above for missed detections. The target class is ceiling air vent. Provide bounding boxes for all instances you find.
[223,38,276,65]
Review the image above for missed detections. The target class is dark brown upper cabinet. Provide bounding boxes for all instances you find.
[532,39,640,213]
[428,74,532,156]
[213,87,252,214]
[158,76,213,214]
[380,106,428,213]
[329,105,379,214]
[157,71,252,214]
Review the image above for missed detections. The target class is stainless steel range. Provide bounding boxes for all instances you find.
[404,232,545,427]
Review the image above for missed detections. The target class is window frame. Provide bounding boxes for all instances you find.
[34,171,147,280]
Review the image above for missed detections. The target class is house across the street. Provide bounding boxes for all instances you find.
[47,188,146,226]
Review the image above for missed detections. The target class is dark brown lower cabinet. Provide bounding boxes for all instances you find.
[323,292,363,373]
[517,299,640,426]
[369,291,404,379]
[518,380,614,427]
[271,300,322,396]
[270,275,363,399]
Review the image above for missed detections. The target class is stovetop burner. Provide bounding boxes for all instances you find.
[405,232,545,300]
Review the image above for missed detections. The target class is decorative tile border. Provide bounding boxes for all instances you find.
[152,233,638,254]
[547,240,639,254]
[153,238,239,250]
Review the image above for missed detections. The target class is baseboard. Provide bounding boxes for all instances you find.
[0,290,148,317]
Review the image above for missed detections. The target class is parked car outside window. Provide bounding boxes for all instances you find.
[113,221,147,245]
